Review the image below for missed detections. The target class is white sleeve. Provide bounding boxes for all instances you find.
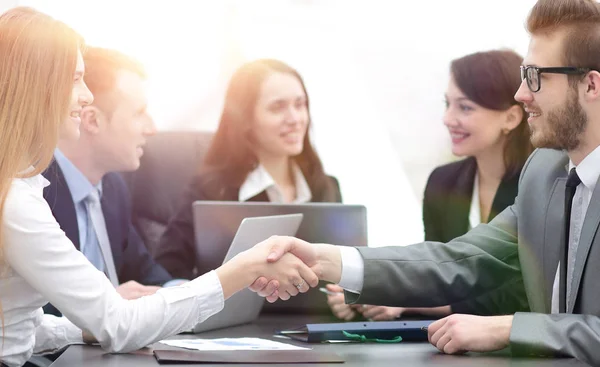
[4,183,225,353]
[34,315,83,355]
[337,246,365,293]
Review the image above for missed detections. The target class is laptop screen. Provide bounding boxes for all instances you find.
[192,202,368,315]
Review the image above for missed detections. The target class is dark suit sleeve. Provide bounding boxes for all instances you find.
[112,174,173,285]
[345,203,522,309]
[349,204,529,315]
[154,182,202,280]
[450,276,529,315]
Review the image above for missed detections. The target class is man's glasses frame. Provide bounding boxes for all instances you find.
[520,65,594,92]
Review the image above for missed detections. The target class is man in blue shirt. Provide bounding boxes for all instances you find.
[43,47,181,307]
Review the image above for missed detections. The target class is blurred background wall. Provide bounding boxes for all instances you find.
[16,0,537,246]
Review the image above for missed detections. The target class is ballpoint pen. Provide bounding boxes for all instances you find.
[319,287,343,296]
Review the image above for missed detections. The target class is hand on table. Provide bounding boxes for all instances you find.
[360,305,405,321]
[116,281,161,300]
[427,314,513,354]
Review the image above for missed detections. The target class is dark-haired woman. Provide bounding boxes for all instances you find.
[327,49,533,321]
[155,59,341,279]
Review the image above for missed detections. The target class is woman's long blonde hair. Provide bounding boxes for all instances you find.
[0,6,82,327]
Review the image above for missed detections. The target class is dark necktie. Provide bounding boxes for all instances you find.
[559,168,581,312]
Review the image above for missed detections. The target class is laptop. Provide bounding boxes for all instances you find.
[192,213,303,333]
[192,202,368,315]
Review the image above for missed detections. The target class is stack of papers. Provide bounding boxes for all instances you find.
[160,337,310,351]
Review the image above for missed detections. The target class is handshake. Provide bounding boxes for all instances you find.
[214,236,342,303]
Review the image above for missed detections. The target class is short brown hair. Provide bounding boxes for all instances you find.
[451,50,533,180]
[83,47,146,113]
[527,0,600,79]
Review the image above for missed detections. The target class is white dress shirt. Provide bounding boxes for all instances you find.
[0,174,224,367]
[339,145,600,307]
[239,163,312,203]
[550,145,600,313]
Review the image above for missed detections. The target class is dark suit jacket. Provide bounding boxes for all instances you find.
[42,160,172,316]
[155,170,342,279]
[347,149,600,364]
[421,157,528,315]
[423,157,520,242]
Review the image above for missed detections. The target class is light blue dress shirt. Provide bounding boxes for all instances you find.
[53,149,185,287]
[54,149,105,272]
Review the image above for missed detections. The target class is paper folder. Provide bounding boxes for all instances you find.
[153,350,345,364]
[278,320,433,343]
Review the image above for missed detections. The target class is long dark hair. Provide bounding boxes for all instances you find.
[451,50,533,179]
[200,59,336,200]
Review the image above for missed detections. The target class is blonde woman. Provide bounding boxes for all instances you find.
[0,7,314,367]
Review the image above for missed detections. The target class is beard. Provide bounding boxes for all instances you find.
[530,87,587,151]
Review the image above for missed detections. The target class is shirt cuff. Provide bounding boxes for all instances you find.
[160,270,225,322]
[63,318,85,344]
[337,246,364,293]
[163,279,188,287]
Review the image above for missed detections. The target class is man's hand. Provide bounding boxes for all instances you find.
[266,236,341,281]
[265,236,318,268]
[361,305,405,321]
[116,280,161,300]
[428,314,513,354]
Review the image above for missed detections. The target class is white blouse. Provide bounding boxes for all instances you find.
[468,172,481,230]
[238,163,312,203]
[0,174,224,367]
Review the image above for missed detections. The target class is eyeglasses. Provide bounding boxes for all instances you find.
[520,66,592,92]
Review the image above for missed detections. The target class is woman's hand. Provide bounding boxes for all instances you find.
[326,284,358,321]
[360,306,405,321]
[257,252,319,301]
